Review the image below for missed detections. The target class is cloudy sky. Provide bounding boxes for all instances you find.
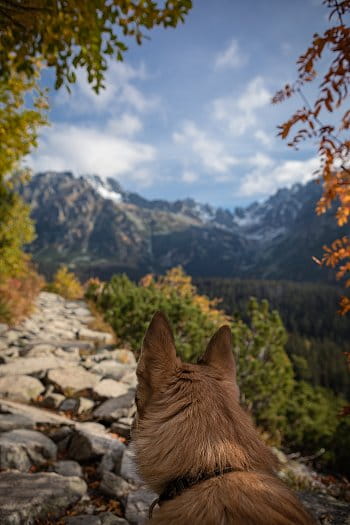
[28,0,328,208]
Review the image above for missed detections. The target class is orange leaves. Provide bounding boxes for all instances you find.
[275,0,350,313]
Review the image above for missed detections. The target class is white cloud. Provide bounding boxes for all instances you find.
[173,121,237,174]
[182,170,199,183]
[254,129,273,147]
[56,61,158,115]
[215,39,247,70]
[213,76,271,136]
[107,114,143,137]
[238,157,319,197]
[27,122,157,183]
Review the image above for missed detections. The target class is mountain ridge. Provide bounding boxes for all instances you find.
[20,171,348,283]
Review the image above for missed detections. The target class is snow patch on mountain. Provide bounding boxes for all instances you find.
[81,174,123,203]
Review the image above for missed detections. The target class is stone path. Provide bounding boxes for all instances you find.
[0,292,349,524]
[0,292,154,524]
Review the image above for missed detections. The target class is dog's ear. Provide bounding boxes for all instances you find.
[137,311,177,391]
[201,325,236,378]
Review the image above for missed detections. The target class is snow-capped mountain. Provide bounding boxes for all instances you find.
[20,171,346,283]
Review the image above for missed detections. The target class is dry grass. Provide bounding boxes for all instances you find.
[0,269,44,325]
[85,299,116,344]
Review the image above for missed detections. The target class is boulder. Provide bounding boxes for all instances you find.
[0,471,87,524]
[90,361,131,380]
[98,447,125,476]
[68,424,125,462]
[59,397,81,413]
[120,448,142,484]
[65,514,127,525]
[47,366,100,395]
[0,375,44,403]
[93,380,130,400]
[41,391,66,410]
[49,460,83,478]
[93,390,135,422]
[0,399,75,427]
[299,491,350,525]
[111,418,133,440]
[93,349,136,366]
[0,413,36,432]
[0,429,57,471]
[125,488,157,525]
[100,471,131,502]
[78,397,95,413]
[78,327,114,344]
[0,356,70,377]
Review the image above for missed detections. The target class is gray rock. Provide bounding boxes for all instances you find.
[100,471,131,502]
[0,470,87,524]
[41,391,66,409]
[78,327,114,344]
[65,514,127,525]
[0,413,35,432]
[111,418,133,439]
[0,375,44,402]
[78,397,95,413]
[0,356,70,376]
[90,360,131,380]
[59,397,80,413]
[68,425,125,462]
[93,349,136,366]
[49,460,83,478]
[93,379,130,399]
[47,366,100,395]
[120,371,137,389]
[94,390,135,422]
[0,399,75,426]
[49,425,74,443]
[53,347,80,361]
[98,447,125,476]
[0,429,57,471]
[120,448,142,484]
[125,488,157,525]
[299,491,350,525]
[21,343,56,357]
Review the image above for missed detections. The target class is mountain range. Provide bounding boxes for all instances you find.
[20,171,348,283]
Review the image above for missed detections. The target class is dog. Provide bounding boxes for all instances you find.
[131,312,317,524]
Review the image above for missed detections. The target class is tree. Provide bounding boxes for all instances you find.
[0,1,192,310]
[0,0,192,92]
[273,0,350,313]
[232,298,294,443]
[0,61,47,277]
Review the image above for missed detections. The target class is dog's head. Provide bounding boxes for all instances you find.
[131,311,275,492]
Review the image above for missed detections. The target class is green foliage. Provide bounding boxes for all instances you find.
[0,177,35,278]
[0,0,192,92]
[0,59,47,279]
[87,272,222,360]
[89,268,350,474]
[284,381,341,454]
[195,277,350,398]
[48,265,83,299]
[232,299,294,442]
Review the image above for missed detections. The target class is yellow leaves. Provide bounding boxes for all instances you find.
[0,0,193,93]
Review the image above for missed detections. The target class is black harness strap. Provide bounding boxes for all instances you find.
[149,466,240,519]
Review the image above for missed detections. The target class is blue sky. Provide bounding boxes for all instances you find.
[28,0,328,208]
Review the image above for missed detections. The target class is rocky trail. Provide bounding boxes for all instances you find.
[0,292,349,524]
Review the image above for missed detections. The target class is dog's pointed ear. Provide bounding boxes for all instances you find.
[201,325,236,378]
[137,311,177,388]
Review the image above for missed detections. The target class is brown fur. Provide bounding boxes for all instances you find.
[132,312,316,524]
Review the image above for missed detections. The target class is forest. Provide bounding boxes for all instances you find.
[195,278,350,399]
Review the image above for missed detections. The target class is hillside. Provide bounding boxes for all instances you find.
[21,171,349,283]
